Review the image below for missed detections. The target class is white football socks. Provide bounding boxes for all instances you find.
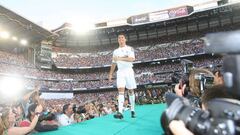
[118,94,124,114]
[129,94,135,112]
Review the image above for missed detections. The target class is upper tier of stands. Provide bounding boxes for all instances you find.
[52,38,204,68]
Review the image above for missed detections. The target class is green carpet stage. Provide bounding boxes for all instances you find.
[36,104,166,135]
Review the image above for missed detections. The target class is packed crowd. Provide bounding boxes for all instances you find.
[0,50,34,68]
[52,38,205,67]
[0,34,223,91]
[0,24,237,135]
[0,54,222,90]
[0,86,168,134]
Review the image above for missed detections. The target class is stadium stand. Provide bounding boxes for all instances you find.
[0,1,240,134]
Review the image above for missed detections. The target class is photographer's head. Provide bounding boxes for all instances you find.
[201,85,234,110]
[189,68,214,97]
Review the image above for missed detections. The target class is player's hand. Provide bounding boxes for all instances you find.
[174,83,186,97]
[108,74,113,82]
[113,56,120,61]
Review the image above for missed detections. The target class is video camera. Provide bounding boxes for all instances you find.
[161,30,240,135]
[161,92,239,135]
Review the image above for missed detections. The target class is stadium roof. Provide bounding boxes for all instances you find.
[0,5,54,45]
[53,2,240,47]
[53,1,240,48]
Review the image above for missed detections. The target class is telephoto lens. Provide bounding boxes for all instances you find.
[161,92,236,135]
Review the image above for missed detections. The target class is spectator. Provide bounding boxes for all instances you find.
[27,104,58,132]
[0,105,43,135]
[58,104,75,126]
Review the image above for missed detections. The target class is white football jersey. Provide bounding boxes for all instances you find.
[112,45,135,70]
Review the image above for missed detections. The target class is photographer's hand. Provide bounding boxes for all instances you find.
[35,104,43,114]
[169,120,194,135]
[174,83,186,97]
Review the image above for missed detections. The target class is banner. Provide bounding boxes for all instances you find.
[95,22,107,28]
[132,13,149,24]
[149,10,169,22]
[168,6,189,18]
[107,18,128,27]
[40,92,73,99]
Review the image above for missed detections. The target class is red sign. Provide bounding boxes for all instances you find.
[168,7,188,18]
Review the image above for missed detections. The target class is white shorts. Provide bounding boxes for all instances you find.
[117,68,137,89]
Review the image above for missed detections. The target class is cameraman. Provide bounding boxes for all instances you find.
[169,85,234,135]
[201,85,234,110]
[20,86,41,118]
[27,103,58,132]
[58,104,75,126]
[174,68,214,107]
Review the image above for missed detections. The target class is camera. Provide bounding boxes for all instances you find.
[73,104,86,114]
[38,112,56,122]
[172,59,193,89]
[161,93,239,135]
[194,73,214,95]
[161,30,240,135]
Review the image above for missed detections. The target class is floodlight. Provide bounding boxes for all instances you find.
[0,31,10,39]
[20,39,28,45]
[67,17,94,35]
[12,36,18,41]
[0,76,24,98]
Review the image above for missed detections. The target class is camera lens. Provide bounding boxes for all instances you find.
[161,93,211,135]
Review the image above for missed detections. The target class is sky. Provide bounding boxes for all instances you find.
[0,0,211,30]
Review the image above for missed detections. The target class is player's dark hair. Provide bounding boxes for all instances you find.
[118,33,126,38]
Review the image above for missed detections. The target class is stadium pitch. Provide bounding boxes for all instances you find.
[36,104,166,135]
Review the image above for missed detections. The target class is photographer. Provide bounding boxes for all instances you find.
[168,85,235,135]
[58,103,75,126]
[163,30,240,135]
[0,105,43,135]
[27,103,58,132]
[201,85,234,110]
[97,104,108,117]
[84,103,98,120]
[174,68,214,107]
[19,86,41,118]
[72,104,87,123]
